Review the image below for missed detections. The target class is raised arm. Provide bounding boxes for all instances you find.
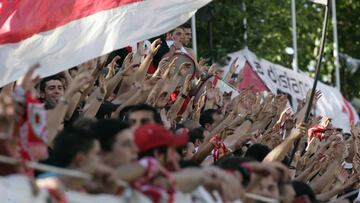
[263,124,306,162]
[132,39,161,81]
[47,72,92,146]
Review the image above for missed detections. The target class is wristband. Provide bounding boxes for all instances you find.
[180,93,187,99]
[59,96,69,105]
[96,95,104,102]
[245,115,254,124]
[210,135,230,162]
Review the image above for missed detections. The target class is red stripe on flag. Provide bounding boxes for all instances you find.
[0,0,142,44]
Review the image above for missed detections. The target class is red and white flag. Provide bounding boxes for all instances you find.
[0,0,211,87]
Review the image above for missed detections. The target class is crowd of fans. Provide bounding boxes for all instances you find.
[0,23,359,203]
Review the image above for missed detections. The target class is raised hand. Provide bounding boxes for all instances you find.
[149,38,162,57]
[137,41,146,57]
[65,72,93,97]
[229,57,239,73]
[0,94,15,139]
[290,123,307,140]
[99,75,107,96]
[17,63,40,92]
[178,62,192,77]
[122,52,133,70]
[181,75,192,95]
[198,57,207,67]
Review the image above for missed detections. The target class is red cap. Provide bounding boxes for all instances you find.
[134,124,188,153]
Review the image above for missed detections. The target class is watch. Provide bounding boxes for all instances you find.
[59,96,69,105]
[96,95,104,102]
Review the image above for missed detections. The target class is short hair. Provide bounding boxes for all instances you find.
[244,144,271,161]
[291,181,317,203]
[138,146,168,159]
[90,119,130,152]
[49,127,97,167]
[180,22,191,29]
[188,127,205,144]
[119,104,162,124]
[214,156,256,186]
[199,109,220,127]
[39,75,64,92]
[71,117,96,130]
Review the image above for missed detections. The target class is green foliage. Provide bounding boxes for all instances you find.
[196,0,360,98]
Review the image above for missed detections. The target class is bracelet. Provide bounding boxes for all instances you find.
[59,96,69,105]
[245,115,254,124]
[96,95,104,102]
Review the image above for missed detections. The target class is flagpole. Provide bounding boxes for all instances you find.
[291,0,299,72]
[331,0,341,90]
[191,14,198,57]
[243,0,248,48]
[289,0,330,165]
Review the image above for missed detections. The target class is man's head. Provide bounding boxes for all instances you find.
[291,181,317,203]
[91,119,138,168]
[50,127,100,170]
[135,124,188,170]
[180,23,192,46]
[214,156,255,186]
[199,109,223,130]
[252,175,280,200]
[188,127,206,147]
[119,104,162,130]
[39,75,65,108]
[170,27,185,44]
[245,144,271,161]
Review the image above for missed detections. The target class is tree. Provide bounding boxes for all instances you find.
[196,0,360,99]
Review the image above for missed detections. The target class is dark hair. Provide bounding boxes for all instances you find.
[180,22,191,29]
[139,146,168,159]
[49,127,97,167]
[119,104,162,124]
[291,181,317,203]
[39,75,64,93]
[179,160,200,168]
[90,119,130,152]
[72,117,96,130]
[188,127,205,144]
[96,101,120,119]
[214,156,256,186]
[199,109,220,128]
[244,143,271,161]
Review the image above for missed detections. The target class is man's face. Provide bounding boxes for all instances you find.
[212,112,224,126]
[165,147,181,171]
[79,140,102,170]
[253,176,280,200]
[172,28,185,44]
[103,129,138,168]
[183,28,192,46]
[281,184,296,203]
[43,80,64,105]
[128,110,155,130]
[182,142,195,160]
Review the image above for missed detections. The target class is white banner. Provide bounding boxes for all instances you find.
[224,48,359,133]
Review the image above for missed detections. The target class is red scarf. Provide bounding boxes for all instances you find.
[18,92,48,176]
[308,124,326,141]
